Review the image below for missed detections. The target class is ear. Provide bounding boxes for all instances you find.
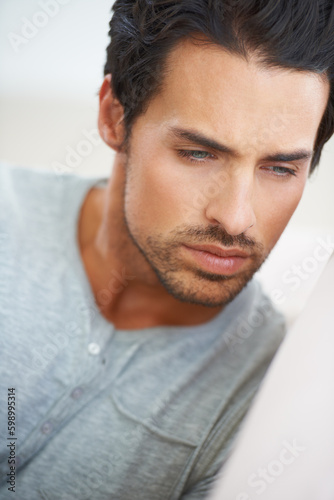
[98,74,126,152]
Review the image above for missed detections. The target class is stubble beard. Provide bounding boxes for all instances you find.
[123,212,267,309]
[122,156,268,307]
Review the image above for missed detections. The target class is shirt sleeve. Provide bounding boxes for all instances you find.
[178,302,286,500]
[179,394,251,500]
[180,421,244,499]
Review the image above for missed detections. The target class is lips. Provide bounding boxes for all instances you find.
[182,243,251,275]
[183,244,251,258]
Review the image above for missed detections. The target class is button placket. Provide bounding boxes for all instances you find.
[88,342,101,356]
[41,421,53,435]
[70,387,84,400]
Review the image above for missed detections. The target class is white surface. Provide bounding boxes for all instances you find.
[209,252,334,500]
[255,225,334,325]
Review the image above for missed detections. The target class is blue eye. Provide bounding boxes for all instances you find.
[190,151,210,159]
[177,150,213,162]
[268,166,297,177]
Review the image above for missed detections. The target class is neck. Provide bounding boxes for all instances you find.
[78,154,224,330]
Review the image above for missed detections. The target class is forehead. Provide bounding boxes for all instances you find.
[144,38,330,156]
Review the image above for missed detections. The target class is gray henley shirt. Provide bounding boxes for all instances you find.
[0,162,285,500]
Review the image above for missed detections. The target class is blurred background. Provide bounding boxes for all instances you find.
[1,0,333,324]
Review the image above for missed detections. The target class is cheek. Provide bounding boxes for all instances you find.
[124,153,195,233]
[257,181,306,249]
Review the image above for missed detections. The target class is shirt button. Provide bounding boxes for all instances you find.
[41,421,53,435]
[88,342,101,355]
[71,387,83,400]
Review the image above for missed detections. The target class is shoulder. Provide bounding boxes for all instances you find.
[0,161,107,232]
[0,161,108,278]
[176,282,286,498]
[218,279,286,364]
[0,161,104,208]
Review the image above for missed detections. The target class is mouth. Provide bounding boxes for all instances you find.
[182,243,252,275]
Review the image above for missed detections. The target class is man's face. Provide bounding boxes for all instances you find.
[122,40,329,307]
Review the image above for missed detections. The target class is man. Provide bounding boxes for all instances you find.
[0,0,333,499]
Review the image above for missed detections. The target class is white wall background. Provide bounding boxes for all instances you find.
[1,0,334,322]
[0,0,114,176]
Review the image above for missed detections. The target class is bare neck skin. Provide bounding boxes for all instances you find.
[78,155,224,330]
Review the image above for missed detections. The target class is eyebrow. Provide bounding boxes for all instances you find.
[168,126,314,163]
[169,127,234,155]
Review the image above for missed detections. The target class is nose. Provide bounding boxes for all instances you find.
[204,171,256,236]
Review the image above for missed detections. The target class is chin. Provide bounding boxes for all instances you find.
[156,268,257,308]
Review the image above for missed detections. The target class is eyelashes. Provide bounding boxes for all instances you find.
[177,149,215,163]
[176,149,298,177]
[265,166,297,177]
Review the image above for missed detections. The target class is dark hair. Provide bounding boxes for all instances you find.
[104,0,334,173]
